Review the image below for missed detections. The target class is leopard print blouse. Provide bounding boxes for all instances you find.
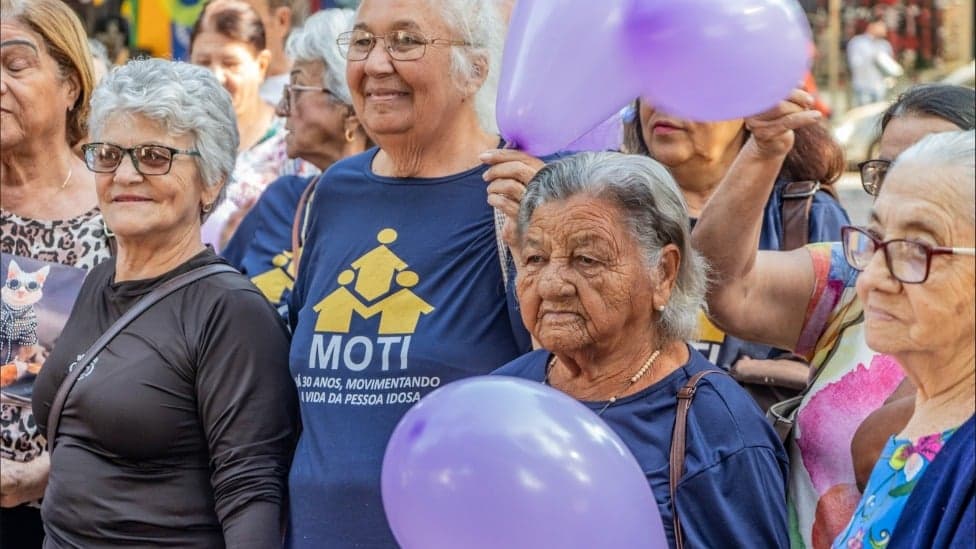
[1,208,111,464]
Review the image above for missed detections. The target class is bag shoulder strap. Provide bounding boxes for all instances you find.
[669,368,727,549]
[780,180,822,251]
[45,262,237,452]
[290,174,321,278]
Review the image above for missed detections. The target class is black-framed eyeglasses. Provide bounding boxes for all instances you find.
[841,225,976,284]
[857,159,891,197]
[82,142,201,176]
[277,84,339,116]
[336,29,472,62]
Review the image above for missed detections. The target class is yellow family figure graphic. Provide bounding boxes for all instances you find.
[251,251,296,303]
[351,229,406,300]
[312,229,435,334]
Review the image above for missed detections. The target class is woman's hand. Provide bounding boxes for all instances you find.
[1,454,48,508]
[480,149,545,250]
[744,88,822,159]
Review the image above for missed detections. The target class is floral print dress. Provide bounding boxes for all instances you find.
[832,428,957,548]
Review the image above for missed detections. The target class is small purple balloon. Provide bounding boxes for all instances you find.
[623,0,811,121]
[381,376,666,549]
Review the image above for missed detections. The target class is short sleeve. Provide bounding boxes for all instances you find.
[794,242,860,359]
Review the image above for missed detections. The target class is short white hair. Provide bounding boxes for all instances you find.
[434,0,505,134]
[89,58,239,214]
[285,8,355,105]
[893,130,976,223]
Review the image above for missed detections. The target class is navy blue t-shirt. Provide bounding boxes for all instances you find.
[286,149,531,548]
[494,347,790,548]
[222,174,311,312]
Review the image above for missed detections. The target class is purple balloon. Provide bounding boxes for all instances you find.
[566,109,626,152]
[623,0,811,121]
[382,376,666,549]
[496,0,642,156]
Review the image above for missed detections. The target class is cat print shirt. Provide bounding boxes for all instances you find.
[1,208,110,466]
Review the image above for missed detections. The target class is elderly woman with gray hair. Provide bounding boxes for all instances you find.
[222,8,370,311]
[494,152,789,549]
[30,58,299,547]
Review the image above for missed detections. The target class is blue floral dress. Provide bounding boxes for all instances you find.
[833,428,957,548]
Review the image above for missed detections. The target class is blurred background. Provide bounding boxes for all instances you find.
[59,0,976,223]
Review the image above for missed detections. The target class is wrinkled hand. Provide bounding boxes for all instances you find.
[1,455,48,508]
[744,88,822,159]
[480,149,545,250]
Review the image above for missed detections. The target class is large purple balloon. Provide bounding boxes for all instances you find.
[624,0,811,121]
[496,0,641,156]
[382,376,666,549]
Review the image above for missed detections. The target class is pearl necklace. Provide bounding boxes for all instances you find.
[544,348,663,416]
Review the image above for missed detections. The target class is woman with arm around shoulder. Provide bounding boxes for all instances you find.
[691,85,975,547]
[494,152,789,549]
[1,1,110,545]
[831,130,975,548]
[30,58,299,548]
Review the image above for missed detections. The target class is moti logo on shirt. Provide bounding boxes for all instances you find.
[312,229,434,335]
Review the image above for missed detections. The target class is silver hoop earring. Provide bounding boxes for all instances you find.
[101,219,115,238]
[201,203,214,214]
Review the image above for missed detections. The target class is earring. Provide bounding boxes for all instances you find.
[344,128,356,143]
[655,304,665,312]
[201,203,214,214]
[101,219,115,238]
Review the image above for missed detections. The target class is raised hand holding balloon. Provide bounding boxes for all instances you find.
[381,376,667,549]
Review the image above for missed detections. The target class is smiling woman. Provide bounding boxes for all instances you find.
[30,58,299,548]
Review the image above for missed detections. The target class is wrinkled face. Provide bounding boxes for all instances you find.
[0,20,78,149]
[190,31,267,116]
[94,113,220,244]
[516,196,659,356]
[281,60,349,161]
[347,0,471,139]
[638,100,746,177]
[855,163,976,360]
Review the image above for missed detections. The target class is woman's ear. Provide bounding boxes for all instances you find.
[63,70,82,112]
[256,49,272,80]
[653,243,681,309]
[465,55,489,97]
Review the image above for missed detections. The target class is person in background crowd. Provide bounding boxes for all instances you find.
[494,152,789,548]
[847,17,901,107]
[223,8,371,312]
[831,130,974,549]
[620,92,849,411]
[0,1,109,546]
[243,0,309,105]
[86,38,109,84]
[190,0,316,252]
[285,0,554,546]
[32,58,299,548]
[690,84,975,548]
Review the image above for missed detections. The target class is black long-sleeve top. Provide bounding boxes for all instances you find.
[32,249,299,548]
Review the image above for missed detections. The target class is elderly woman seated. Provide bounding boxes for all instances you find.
[494,152,789,548]
[31,58,299,547]
[831,130,975,548]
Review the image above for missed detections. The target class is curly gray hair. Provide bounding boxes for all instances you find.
[88,58,239,215]
[518,152,709,343]
[285,8,355,105]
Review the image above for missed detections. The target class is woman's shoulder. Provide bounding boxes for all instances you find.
[680,351,783,450]
[492,349,549,381]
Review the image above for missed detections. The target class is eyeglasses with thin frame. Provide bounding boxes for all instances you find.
[858,159,891,197]
[336,29,472,62]
[278,84,340,116]
[82,142,201,176]
[841,225,976,284]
